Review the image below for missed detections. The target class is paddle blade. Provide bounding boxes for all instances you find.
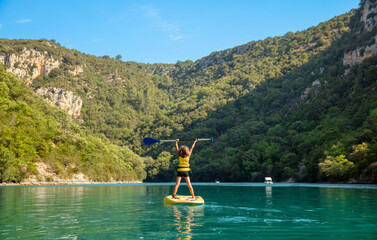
[143,137,160,145]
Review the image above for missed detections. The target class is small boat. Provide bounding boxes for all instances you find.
[215,179,220,183]
[264,177,273,184]
[164,195,204,205]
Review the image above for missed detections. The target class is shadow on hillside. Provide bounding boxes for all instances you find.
[145,23,364,182]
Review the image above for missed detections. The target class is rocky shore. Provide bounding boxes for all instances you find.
[0,162,142,187]
[0,180,142,186]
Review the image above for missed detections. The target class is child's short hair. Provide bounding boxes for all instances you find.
[179,145,189,158]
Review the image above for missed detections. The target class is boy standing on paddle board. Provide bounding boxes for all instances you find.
[172,139,197,199]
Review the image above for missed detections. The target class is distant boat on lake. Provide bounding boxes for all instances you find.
[264,177,273,184]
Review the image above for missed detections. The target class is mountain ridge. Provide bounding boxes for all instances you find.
[1,0,377,183]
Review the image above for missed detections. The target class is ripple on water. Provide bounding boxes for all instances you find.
[218,216,258,223]
[1,184,376,239]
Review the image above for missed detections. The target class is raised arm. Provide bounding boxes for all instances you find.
[175,139,179,156]
[188,139,198,157]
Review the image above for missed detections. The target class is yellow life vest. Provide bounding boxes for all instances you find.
[177,156,191,172]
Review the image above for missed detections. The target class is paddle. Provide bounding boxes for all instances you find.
[143,137,213,146]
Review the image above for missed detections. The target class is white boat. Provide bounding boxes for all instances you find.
[264,177,273,184]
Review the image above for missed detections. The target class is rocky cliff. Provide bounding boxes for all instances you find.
[0,46,84,118]
[360,0,377,31]
[0,47,60,84]
[35,87,83,118]
[343,0,377,67]
[343,36,377,66]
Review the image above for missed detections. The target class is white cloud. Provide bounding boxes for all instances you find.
[140,5,184,41]
[141,5,159,18]
[16,19,31,23]
[169,34,183,41]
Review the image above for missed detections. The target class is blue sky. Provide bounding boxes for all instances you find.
[0,0,359,64]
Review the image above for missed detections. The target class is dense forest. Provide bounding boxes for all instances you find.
[1,0,376,183]
[0,68,148,182]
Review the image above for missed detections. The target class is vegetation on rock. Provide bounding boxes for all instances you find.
[1,0,377,183]
[0,67,147,182]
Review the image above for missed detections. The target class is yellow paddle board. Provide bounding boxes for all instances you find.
[164,195,204,205]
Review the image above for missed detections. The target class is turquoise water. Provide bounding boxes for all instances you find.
[1,183,377,239]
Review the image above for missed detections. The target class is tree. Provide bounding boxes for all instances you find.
[349,142,370,163]
[319,155,354,181]
[146,151,172,181]
[115,54,122,61]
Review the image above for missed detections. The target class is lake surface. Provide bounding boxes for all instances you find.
[1,183,377,239]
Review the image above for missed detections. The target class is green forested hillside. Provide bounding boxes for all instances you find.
[0,67,147,182]
[0,11,353,154]
[1,0,377,183]
[179,5,377,183]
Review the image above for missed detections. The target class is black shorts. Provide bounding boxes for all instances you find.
[177,171,189,177]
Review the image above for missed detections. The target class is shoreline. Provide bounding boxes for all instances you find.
[0,180,143,186]
[1,181,376,187]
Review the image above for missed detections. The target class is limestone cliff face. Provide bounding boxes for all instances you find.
[68,65,84,76]
[35,87,83,118]
[360,0,377,32]
[0,47,61,84]
[343,36,377,66]
[343,0,377,67]
[0,46,84,118]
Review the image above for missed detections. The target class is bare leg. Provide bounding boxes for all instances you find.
[184,176,195,198]
[172,177,182,197]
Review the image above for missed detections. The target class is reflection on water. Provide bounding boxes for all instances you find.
[265,186,273,217]
[0,185,152,239]
[265,186,272,198]
[173,206,193,239]
[0,184,376,239]
[172,205,204,240]
[0,186,87,240]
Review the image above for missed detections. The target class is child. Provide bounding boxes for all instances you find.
[172,138,198,199]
